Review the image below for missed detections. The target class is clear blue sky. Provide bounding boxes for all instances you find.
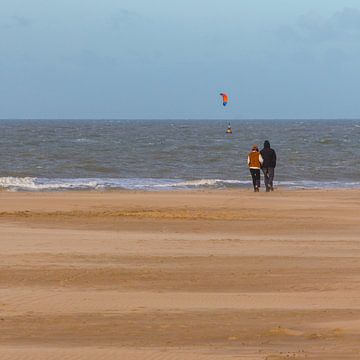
[1,0,360,119]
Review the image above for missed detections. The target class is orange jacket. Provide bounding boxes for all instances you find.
[248,151,263,169]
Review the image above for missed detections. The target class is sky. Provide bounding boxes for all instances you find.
[1,0,360,119]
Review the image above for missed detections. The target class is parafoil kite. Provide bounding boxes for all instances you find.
[220,93,228,107]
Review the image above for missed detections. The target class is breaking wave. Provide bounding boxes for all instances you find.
[0,177,359,191]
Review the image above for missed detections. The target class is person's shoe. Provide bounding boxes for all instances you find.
[270,186,274,191]
[255,187,259,192]
[266,187,270,192]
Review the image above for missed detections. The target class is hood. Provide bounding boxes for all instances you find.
[264,140,270,148]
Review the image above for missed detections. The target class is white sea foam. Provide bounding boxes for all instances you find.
[0,177,102,191]
[279,180,360,189]
[0,177,359,191]
[157,179,248,188]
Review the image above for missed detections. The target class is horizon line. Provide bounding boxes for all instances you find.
[0,118,359,121]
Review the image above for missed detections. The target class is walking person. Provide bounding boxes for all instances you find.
[260,140,277,192]
[247,144,263,192]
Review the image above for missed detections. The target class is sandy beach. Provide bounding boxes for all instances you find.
[0,189,359,359]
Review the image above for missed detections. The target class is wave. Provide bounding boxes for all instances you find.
[0,177,249,191]
[0,177,104,191]
[0,177,359,191]
[279,180,360,189]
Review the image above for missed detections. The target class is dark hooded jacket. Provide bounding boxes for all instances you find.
[260,141,277,168]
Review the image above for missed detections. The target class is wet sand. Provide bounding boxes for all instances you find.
[0,189,359,359]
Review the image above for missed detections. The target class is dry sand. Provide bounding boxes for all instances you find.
[0,189,359,359]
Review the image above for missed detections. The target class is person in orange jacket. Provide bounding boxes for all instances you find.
[247,144,263,192]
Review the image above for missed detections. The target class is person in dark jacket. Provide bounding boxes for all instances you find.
[260,140,277,192]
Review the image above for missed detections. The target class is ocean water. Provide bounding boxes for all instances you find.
[0,119,359,191]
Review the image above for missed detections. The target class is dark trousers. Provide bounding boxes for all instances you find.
[249,169,260,189]
[262,167,275,189]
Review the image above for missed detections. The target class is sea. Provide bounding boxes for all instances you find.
[0,119,359,191]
